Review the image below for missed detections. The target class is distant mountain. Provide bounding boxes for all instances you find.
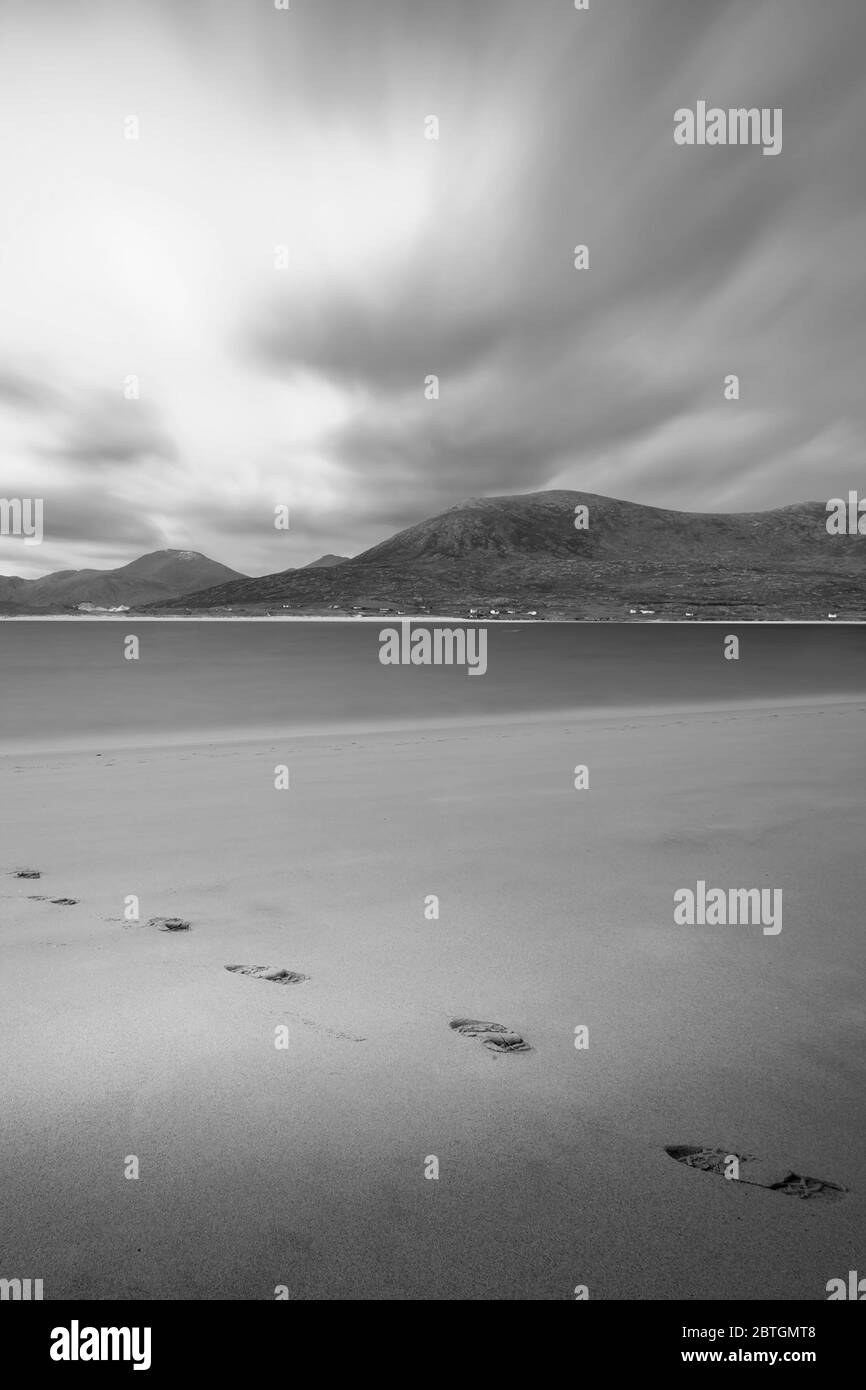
[0,549,246,612]
[144,490,866,620]
[303,554,350,568]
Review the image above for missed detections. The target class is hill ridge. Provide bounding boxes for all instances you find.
[142,489,861,621]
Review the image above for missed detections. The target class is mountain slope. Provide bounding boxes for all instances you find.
[144,490,865,620]
[0,549,246,611]
[351,491,831,566]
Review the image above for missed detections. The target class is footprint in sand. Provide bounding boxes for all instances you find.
[147,916,190,932]
[666,1145,846,1200]
[27,895,79,905]
[13,869,41,879]
[449,1018,531,1053]
[225,965,308,984]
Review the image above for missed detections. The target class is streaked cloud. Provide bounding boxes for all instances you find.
[1,0,864,576]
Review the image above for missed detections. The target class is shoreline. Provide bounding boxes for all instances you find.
[1,614,863,624]
[1,692,864,761]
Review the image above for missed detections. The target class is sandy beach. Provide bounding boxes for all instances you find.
[2,698,864,1300]
[4,0,866,1341]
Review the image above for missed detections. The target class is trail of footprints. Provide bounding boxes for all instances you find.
[5,868,849,1202]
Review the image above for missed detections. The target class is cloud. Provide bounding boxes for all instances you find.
[0,485,169,579]
[43,393,177,468]
[43,494,167,547]
[1,0,866,574]
[0,367,60,412]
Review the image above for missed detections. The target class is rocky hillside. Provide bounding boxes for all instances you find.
[144,491,864,620]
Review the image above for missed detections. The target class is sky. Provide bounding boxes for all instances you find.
[1,0,865,578]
